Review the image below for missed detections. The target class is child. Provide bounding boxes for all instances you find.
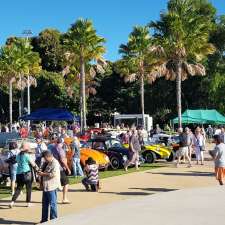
[82,157,99,192]
[209,135,225,185]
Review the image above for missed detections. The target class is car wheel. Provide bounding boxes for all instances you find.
[110,156,120,170]
[166,150,175,162]
[144,151,156,164]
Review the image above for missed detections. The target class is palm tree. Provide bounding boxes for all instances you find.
[0,39,41,130]
[115,26,163,128]
[12,38,41,117]
[150,0,215,128]
[63,18,106,133]
[0,44,20,130]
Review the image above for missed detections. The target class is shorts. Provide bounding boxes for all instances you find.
[176,147,188,157]
[9,164,17,182]
[60,170,69,186]
[215,167,225,181]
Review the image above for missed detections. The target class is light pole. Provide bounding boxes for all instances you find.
[22,29,32,130]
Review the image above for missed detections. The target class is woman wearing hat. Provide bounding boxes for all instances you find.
[9,142,38,208]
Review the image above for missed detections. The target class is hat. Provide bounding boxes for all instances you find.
[20,142,30,152]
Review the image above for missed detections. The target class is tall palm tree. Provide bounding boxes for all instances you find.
[115,26,163,128]
[13,38,41,117]
[63,18,106,132]
[150,0,215,128]
[0,44,20,130]
[0,39,41,130]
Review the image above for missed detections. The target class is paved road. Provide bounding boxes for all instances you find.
[0,161,217,225]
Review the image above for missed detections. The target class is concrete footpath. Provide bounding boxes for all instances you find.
[47,185,225,225]
[0,161,218,225]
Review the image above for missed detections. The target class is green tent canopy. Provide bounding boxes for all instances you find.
[172,109,225,125]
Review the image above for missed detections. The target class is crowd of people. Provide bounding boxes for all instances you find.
[1,122,225,223]
[3,124,100,223]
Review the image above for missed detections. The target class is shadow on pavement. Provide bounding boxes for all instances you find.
[68,189,87,192]
[99,191,154,196]
[0,200,41,204]
[149,171,214,177]
[129,187,178,192]
[0,218,36,225]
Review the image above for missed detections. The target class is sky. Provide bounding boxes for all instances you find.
[0,0,225,61]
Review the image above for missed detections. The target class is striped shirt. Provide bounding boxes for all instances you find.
[85,164,99,184]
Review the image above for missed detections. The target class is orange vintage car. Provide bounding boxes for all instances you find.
[64,137,110,170]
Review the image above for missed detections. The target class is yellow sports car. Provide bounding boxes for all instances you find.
[123,143,174,163]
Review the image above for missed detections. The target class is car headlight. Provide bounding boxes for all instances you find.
[156,146,160,151]
[105,156,110,162]
[123,155,128,161]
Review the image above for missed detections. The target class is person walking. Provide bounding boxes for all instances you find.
[176,128,192,168]
[38,151,61,223]
[51,138,71,204]
[124,129,141,171]
[5,142,20,195]
[209,135,225,185]
[71,136,84,177]
[194,127,205,165]
[35,137,48,167]
[183,127,193,162]
[206,125,214,140]
[9,142,38,208]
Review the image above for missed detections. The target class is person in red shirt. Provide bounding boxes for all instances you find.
[20,126,29,138]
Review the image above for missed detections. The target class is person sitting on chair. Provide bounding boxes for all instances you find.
[82,157,99,192]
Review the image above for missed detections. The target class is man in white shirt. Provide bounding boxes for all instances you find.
[38,151,61,223]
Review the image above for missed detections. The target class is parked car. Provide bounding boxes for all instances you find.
[88,137,130,170]
[142,142,175,163]
[64,137,110,171]
[0,132,20,148]
[0,138,36,182]
[123,141,174,163]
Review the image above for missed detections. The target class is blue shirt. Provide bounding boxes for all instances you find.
[71,141,80,159]
[16,153,31,174]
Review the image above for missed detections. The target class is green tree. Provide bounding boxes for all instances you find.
[0,44,19,129]
[115,26,163,128]
[12,38,42,116]
[207,16,225,114]
[32,29,63,72]
[63,18,106,132]
[150,0,216,128]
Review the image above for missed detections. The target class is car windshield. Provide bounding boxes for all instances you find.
[110,139,122,148]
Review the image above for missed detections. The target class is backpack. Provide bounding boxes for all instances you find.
[5,152,17,164]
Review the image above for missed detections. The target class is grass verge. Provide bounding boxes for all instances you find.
[0,163,163,199]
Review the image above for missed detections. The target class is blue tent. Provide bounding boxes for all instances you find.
[20,108,79,121]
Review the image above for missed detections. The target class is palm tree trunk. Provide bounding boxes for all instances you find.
[140,76,145,129]
[27,75,31,130]
[9,79,13,132]
[176,62,182,128]
[80,56,86,133]
[20,74,24,116]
